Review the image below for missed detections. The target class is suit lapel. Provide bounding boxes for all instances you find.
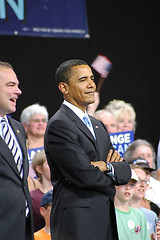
[0,135,20,178]
[90,117,103,160]
[61,104,99,153]
[8,118,28,182]
[9,118,27,157]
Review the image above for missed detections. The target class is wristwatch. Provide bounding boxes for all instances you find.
[106,162,113,173]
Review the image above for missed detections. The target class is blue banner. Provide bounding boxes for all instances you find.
[109,131,134,157]
[0,0,89,38]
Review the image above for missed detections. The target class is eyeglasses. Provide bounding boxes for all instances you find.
[30,119,47,123]
[137,178,149,185]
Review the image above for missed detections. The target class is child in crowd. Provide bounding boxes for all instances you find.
[30,150,53,232]
[115,169,151,239]
[129,165,158,238]
[34,190,53,240]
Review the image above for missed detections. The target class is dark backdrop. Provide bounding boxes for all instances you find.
[0,1,159,151]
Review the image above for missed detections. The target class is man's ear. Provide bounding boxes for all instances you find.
[58,82,69,95]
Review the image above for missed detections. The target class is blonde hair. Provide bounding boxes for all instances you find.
[31,149,46,183]
[105,99,136,131]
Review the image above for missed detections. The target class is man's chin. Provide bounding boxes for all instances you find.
[8,107,16,115]
[88,99,95,105]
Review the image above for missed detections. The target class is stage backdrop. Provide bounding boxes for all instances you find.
[0,0,89,38]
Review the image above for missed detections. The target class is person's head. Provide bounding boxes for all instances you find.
[128,158,154,180]
[94,109,117,133]
[20,103,48,138]
[31,150,50,184]
[105,99,136,132]
[56,59,96,112]
[115,169,138,203]
[124,139,156,169]
[0,61,22,117]
[40,190,53,226]
[130,165,148,201]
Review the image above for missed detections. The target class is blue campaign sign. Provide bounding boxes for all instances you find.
[109,131,134,157]
[0,0,89,38]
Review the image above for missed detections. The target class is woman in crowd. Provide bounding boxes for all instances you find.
[105,99,136,132]
[20,103,48,190]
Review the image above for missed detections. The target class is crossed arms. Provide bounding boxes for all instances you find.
[91,149,123,172]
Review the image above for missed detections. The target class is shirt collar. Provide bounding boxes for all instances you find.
[63,100,88,121]
[0,115,8,124]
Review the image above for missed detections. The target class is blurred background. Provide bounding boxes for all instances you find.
[0,1,159,150]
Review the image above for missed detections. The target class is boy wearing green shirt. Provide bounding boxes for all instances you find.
[115,169,151,240]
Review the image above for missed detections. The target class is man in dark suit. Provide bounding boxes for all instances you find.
[44,59,131,240]
[0,61,34,240]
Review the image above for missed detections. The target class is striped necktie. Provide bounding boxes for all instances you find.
[1,118,29,217]
[1,117,23,178]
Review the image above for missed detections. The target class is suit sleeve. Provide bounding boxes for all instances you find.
[45,119,131,195]
[45,119,117,192]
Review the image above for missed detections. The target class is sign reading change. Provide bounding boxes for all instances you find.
[109,131,134,157]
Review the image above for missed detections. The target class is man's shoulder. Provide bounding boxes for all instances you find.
[49,104,80,124]
[8,116,20,124]
[8,117,24,130]
[48,107,68,125]
[8,117,26,138]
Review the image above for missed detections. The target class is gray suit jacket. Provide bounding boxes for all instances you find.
[0,117,33,240]
[44,104,131,240]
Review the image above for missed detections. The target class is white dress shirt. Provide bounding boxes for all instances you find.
[63,100,115,179]
[63,100,96,138]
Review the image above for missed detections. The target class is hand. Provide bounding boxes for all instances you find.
[106,150,123,163]
[91,161,107,172]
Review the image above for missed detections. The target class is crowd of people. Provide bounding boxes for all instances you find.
[0,59,159,240]
[88,96,160,239]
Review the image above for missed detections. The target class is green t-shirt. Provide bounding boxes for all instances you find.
[115,207,151,240]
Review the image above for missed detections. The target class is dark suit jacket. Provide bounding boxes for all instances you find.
[44,104,131,240]
[0,117,34,240]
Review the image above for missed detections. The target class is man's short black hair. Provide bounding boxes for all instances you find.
[55,59,88,85]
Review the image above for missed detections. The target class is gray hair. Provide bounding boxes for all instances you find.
[124,139,156,168]
[94,109,114,119]
[20,103,48,125]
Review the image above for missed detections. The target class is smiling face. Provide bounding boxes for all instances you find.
[131,145,153,168]
[59,65,96,112]
[133,168,148,200]
[24,114,47,138]
[0,67,22,116]
[116,112,134,132]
